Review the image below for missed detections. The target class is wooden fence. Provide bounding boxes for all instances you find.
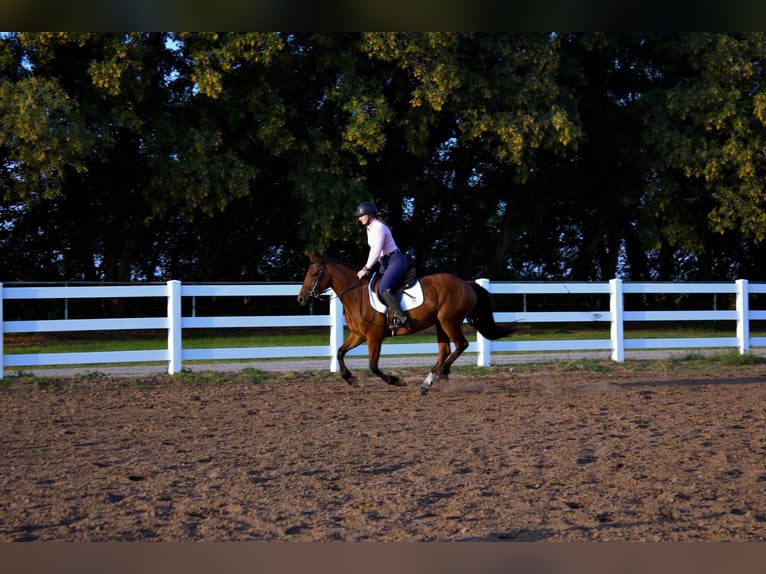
[2,279,765,379]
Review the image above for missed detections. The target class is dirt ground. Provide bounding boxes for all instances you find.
[2,358,766,542]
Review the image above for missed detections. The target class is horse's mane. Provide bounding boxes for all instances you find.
[322,254,356,270]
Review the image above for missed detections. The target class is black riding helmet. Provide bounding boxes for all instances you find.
[356,200,377,218]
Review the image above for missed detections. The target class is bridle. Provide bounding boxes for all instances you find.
[306,260,363,302]
[306,263,326,301]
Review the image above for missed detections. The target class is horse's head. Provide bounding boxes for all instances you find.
[297,252,331,306]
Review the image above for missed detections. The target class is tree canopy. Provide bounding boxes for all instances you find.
[2,32,766,283]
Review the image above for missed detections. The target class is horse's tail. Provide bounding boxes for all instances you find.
[468,282,517,340]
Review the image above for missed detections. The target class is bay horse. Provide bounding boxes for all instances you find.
[297,253,516,392]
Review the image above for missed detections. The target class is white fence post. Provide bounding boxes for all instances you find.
[0,282,4,380]
[329,291,344,372]
[610,278,625,362]
[167,280,182,374]
[736,279,750,355]
[475,278,491,367]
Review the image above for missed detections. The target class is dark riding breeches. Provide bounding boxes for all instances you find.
[378,250,407,294]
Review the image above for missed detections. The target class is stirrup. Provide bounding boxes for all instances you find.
[388,312,410,334]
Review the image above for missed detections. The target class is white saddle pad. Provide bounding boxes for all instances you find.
[368,279,424,313]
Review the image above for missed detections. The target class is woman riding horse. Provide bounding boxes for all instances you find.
[355,200,410,330]
[297,253,517,393]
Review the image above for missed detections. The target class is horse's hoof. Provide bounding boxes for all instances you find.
[344,376,359,387]
[387,377,406,387]
[420,372,437,393]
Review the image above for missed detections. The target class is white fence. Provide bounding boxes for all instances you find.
[1,279,765,379]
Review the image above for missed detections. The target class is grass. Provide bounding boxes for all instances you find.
[3,325,764,374]
[2,348,762,392]
[3,323,757,355]
[665,348,762,368]
[451,348,765,379]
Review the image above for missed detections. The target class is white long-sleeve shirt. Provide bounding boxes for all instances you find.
[364,218,399,270]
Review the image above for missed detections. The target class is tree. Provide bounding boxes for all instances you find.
[0,33,260,281]
[354,33,583,277]
[642,33,766,279]
[4,32,766,285]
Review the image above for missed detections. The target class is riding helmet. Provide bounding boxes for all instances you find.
[356,200,377,217]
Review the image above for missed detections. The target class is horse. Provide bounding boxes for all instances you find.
[297,252,517,393]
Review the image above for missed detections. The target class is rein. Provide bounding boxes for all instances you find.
[309,261,374,324]
[308,262,362,301]
[338,279,362,297]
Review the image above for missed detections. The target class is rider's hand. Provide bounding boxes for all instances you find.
[357,267,368,280]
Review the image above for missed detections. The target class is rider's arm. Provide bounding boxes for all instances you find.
[364,220,385,270]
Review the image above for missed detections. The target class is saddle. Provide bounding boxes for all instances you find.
[370,266,418,296]
[367,267,424,324]
[399,266,418,290]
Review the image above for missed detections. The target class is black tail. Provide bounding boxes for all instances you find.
[468,282,517,340]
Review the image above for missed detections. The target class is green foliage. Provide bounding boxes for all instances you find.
[0,74,92,201]
[3,33,766,283]
[645,33,766,244]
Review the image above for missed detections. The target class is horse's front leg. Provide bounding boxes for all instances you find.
[368,337,406,387]
[338,332,366,386]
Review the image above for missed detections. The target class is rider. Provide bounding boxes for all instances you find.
[355,200,411,330]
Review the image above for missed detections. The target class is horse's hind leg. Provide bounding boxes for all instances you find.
[420,322,452,392]
[420,320,468,393]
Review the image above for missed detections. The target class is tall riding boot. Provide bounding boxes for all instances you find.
[380,289,411,330]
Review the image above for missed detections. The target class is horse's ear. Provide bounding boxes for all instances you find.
[309,252,321,263]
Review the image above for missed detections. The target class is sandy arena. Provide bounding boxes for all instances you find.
[2,359,766,542]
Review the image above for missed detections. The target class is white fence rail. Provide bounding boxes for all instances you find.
[1,279,765,379]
